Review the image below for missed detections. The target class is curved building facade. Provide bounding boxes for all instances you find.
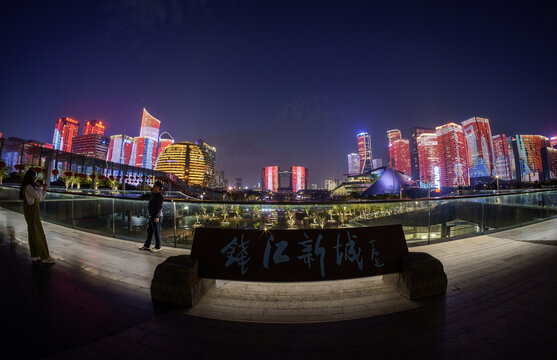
[155,141,215,187]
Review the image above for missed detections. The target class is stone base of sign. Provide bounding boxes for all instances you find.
[383,252,447,300]
[150,255,215,308]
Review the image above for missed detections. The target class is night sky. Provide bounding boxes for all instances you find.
[1,0,556,186]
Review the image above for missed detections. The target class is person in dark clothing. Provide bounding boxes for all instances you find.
[139,181,164,252]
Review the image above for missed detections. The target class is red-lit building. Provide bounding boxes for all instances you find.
[510,135,550,182]
[462,116,494,178]
[132,108,161,169]
[71,134,110,160]
[436,123,469,188]
[386,129,401,145]
[389,139,412,175]
[139,108,160,140]
[106,135,135,164]
[83,120,106,136]
[291,166,309,192]
[262,166,279,192]
[416,133,439,186]
[357,132,373,173]
[52,117,79,153]
[410,127,435,181]
[132,136,157,169]
[492,134,512,181]
[157,138,174,157]
[550,136,557,149]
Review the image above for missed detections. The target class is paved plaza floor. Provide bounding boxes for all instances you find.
[0,207,556,359]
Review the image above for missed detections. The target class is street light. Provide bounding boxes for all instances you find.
[496,175,499,190]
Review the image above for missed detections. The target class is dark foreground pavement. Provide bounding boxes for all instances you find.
[1,211,556,359]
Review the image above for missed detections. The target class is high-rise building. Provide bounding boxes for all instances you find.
[550,136,557,149]
[389,139,412,175]
[325,179,339,191]
[387,129,401,169]
[133,108,161,168]
[291,166,309,193]
[357,132,373,173]
[139,108,160,140]
[83,120,105,136]
[155,141,216,187]
[132,137,157,169]
[52,117,79,153]
[372,158,383,169]
[214,171,225,188]
[416,133,439,187]
[107,135,135,165]
[347,153,360,175]
[234,178,243,190]
[410,127,435,181]
[71,134,110,160]
[506,136,517,181]
[386,129,402,144]
[436,123,469,187]
[462,116,494,178]
[510,135,550,182]
[262,166,279,192]
[492,134,512,180]
[157,138,174,157]
[541,147,557,181]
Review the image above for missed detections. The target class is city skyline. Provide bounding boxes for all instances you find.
[1,1,556,185]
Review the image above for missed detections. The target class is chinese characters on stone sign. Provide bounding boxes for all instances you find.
[220,230,384,278]
[192,225,408,282]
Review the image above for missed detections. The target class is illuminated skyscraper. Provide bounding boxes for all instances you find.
[492,134,512,181]
[291,166,308,192]
[436,123,469,187]
[71,134,110,160]
[386,129,401,144]
[410,127,435,181]
[155,141,215,187]
[462,116,494,178]
[83,120,105,136]
[416,133,439,186]
[107,135,135,164]
[510,135,550,182]
[139,108,160,140]
[347,153,360,175]
[357,132,373,173]
[541,147,557,181]
[550,136,557,149]
[132,108,161,168]
[132,137,157,169]
[387,129,401,169]
[52,117,79,153]
[157,138,174,157]
[389,139,412,175]
[262,166,279,192]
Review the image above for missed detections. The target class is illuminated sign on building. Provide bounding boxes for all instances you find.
[434,166,440,191]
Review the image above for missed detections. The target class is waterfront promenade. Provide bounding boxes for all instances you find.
[0,207,556,359]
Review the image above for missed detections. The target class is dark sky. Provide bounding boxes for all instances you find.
[1,0,556,186]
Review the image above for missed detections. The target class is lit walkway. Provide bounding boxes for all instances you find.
[1,207,556,359]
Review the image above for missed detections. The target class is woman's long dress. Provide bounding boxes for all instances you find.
[23,185,50,259]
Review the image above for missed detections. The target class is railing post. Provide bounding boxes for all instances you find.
[481,200,485,235]
[427,201,431,245]
[173,200,177,248]
[71,195,75,228]
[112,198,115,237]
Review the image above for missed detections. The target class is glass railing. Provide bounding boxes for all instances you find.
[1,185,556,249]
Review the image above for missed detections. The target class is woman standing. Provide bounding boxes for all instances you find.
[19,169,54,264]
